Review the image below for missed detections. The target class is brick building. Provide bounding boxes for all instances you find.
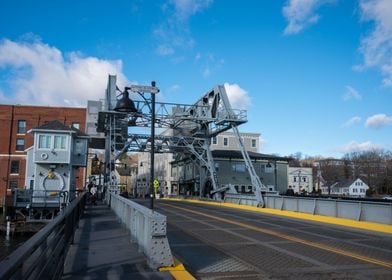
[0,104,86,214]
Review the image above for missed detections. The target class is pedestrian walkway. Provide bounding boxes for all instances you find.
[62,201,173,280]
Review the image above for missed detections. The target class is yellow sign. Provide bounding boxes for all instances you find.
[153,179,159,187]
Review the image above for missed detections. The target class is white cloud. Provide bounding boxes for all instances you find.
[282,0,333,35]
[202,66,211,78]
[156,44,175,56]
[199,53,224,78]
[154,0,212,56]
[339,140,382,153]
[365,113,392,128]
[195,53,201,60]
[168,84,181,93]
[357,0,392,86]
[170,0,213,21]
[343,85,362,101]
[0,38,127,106]
[224,83,251,110]
[342,116,362,127]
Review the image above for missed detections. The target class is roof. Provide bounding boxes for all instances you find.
[172,150,290,164]
[116,167,132,176]
[211,150,290,161]
[30,120,88,137]
[328,178,367,189]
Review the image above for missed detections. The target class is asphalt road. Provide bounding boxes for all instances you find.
[146,199,392,280]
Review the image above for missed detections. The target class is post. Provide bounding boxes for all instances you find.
[6,216,10,240]
[274,160,278,191]
[98,161,102,199]
[150,81,156,210]
[298,170,301,194]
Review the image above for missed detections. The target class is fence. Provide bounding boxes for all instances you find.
[0,193,86,280]
[224,193,392,225]
[108,192,174,269]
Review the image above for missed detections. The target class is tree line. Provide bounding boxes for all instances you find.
[289,150,392,195]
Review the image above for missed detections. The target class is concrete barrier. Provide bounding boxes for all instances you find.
[108,193,174,269]
[224,193,392,225]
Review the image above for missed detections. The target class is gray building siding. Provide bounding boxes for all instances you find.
[171,152,289,195]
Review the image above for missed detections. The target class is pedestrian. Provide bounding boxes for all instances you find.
[90,184,98,205]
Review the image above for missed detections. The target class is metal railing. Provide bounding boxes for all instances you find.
[224,193,392,225]
[0,192,87,280]
[13,189,70,209]
[108,192,174,269]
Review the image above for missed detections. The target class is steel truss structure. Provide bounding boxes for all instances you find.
[98,75,267,206]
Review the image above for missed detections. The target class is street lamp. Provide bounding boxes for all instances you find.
[114,81,159,210]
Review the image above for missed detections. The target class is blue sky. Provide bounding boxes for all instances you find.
[0,0,391,158]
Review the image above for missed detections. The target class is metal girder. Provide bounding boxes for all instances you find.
[102,75,265,206]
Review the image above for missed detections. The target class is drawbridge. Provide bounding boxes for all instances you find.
[97,75,267,206]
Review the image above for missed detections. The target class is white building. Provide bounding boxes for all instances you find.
[322,178,369,198]
[135,152,174,197]
[287,167,313,194]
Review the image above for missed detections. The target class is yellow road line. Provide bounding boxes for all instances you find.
[159,257,196,280]
[163,198,392,234]
[162,203,392,269]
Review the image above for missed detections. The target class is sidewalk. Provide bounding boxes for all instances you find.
[62,201,173,280]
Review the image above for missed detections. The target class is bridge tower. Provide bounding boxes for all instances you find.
[97,75,268,206]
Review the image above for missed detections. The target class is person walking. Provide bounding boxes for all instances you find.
[90,184,98,205]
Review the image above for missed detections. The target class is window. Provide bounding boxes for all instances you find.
[74,140,84,154]
[293,177,297,182]
[303,177,307,182]
[232,163,246,172]
[16,138,24,151]
[223,137,228,146]
[215,163,219,172]
[9,180,18,189]
[72,122,80,129]
[251,139,256,148]
[38,135,52,149]
[353,188,358,193]
[54,135,67,149]
[18,120,26,134]
[212,137,217,145]
[10,161,19,173]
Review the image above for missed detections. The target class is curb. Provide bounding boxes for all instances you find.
[159,257,196,280]
[163,198,392,234]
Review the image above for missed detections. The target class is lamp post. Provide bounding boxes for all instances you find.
[114,81,159,210]
[150,82,156,209]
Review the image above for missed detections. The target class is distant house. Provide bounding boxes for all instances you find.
[287,167,313,194]
[322,178,369,198]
